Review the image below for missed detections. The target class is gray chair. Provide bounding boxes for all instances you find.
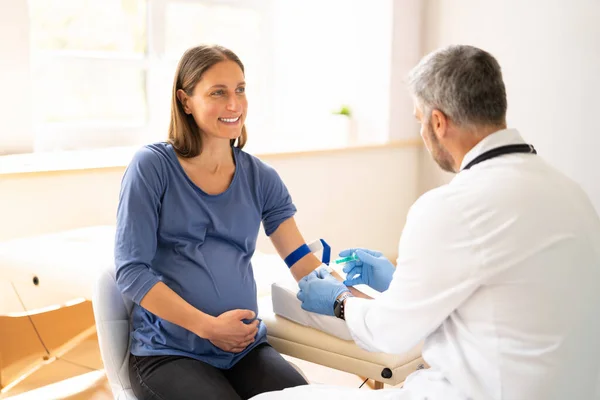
[92,266,138,400]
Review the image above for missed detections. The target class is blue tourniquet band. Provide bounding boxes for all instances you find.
[285,239,332,268]
[284,244,311,268]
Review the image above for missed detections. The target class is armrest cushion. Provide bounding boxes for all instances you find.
[259,289,424,385]
[271,280,353,340]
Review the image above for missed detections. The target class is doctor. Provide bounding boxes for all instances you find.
[252,45,600,399]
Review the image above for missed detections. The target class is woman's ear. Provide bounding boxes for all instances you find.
[176,89,191,114]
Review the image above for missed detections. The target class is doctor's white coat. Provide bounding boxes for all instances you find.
[254,129,600,400]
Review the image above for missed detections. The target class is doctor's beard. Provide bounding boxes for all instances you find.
[426,120,456,173]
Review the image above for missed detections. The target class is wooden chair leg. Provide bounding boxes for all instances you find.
[373,381,384,390]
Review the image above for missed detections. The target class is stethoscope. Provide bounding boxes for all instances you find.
[462,144,537,170]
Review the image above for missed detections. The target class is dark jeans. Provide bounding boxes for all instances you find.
[129,343,308,400]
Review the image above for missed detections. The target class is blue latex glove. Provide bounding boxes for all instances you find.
[341,248,395,292]
[297,267,349,316]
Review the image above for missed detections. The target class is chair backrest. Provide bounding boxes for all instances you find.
[92,266,138,400]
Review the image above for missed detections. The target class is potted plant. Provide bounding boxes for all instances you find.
[331,105,358,145]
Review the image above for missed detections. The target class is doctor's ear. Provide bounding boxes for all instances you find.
[430,109,449,138]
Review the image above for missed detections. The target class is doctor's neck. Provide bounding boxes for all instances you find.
[448,122,507,172]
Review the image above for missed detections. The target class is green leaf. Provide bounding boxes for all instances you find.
[332,105,352,117]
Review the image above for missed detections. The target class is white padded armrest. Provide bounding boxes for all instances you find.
[271,280,353,340]
[259,295,424,386]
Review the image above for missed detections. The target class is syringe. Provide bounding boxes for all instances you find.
[334,253,360,265]
[320,253,358,274]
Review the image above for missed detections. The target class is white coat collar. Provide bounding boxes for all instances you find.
[459,128,526,171]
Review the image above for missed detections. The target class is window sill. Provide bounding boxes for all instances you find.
[0,139,422,176]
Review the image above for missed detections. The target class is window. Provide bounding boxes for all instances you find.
[28,0,269,152]
[24,0,393,155]
[29,0,149,150]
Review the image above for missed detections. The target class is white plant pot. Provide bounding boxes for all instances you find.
[326,115,358,147]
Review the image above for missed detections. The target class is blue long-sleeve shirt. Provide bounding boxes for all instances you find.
[114,142,296,369]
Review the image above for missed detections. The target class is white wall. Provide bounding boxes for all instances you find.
[388,0,424,141]
[0,145,421,260]
[269,0,393,150]
[0,0,33,154]
[421,0,600,209]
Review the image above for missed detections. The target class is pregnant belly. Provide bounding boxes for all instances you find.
[164,251,257,317]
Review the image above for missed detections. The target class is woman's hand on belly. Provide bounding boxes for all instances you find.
[205,309,259,353]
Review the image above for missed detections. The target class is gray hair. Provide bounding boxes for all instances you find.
[408,45,507,128]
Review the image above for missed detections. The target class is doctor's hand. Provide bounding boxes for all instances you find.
[297,267,350,316]
[341,248,395,292]
[207,309,259,353]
